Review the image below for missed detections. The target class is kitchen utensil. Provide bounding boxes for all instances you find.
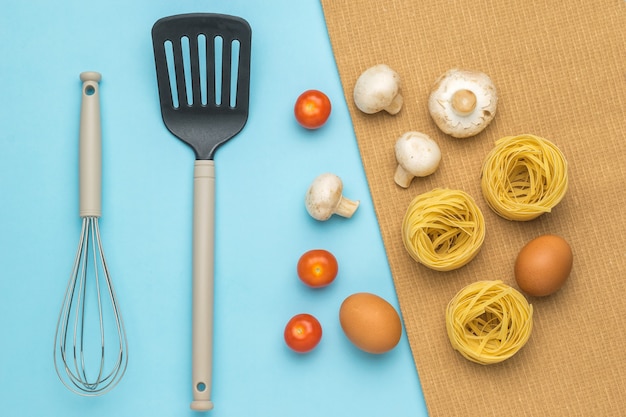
[151,13,252,411]
[53,71,128,396]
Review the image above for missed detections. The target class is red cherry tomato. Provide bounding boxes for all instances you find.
[294,90,331,129]
[297,249,338,288]
[284,313,323,353]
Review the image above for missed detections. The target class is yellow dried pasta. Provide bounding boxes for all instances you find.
[401,188,485,271]
[480,134,568,221]
[446,280,533,365]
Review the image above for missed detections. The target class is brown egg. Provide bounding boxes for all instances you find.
[339,292,402,354]
[514,234,573,296]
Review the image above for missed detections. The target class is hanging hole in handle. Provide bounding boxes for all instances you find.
[196,382,206,392]
[84,85,96,96]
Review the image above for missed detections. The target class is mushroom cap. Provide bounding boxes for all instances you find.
[305,173,344,221]
[428,68,498,138]
[395,131,442,177]
[353,64,403,114]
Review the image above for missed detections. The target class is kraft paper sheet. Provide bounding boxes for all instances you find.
[320,1,626,415]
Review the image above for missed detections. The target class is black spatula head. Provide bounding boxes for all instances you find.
[152,13,252,160]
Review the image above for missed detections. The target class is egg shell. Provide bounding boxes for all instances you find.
[514,234,573,297]
[339,292,402,354]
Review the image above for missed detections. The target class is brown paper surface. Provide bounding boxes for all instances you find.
[320,1,626,415]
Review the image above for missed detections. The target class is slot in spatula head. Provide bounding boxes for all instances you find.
[152,13,252,160]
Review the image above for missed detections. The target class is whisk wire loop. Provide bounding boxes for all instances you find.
[54,216,128,396]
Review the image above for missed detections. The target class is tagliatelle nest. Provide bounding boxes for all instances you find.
[401,188,485,271]
[446,280,533,365]
[480,134,568,221]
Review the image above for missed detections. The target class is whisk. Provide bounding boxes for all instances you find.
[53,71,128,396]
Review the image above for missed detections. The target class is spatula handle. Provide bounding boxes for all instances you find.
[190,160,215,411]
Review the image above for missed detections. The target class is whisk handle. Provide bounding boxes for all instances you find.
[190,160,215,411]
[79,71,102,217]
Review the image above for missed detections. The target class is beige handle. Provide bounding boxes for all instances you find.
[190,160,215,411]
[79,71,102,218]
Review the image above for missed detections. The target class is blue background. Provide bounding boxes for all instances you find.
[0,1,428,416]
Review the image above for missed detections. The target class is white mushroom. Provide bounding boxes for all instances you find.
[394,131,442,188]
[353,64,403,115]
[305,173,360,221]
[428,68,498,138]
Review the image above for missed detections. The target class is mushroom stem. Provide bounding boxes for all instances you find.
[334,196,360,218]
[384,93,404,115]
[393,165,414,189]
[451,89,477,116]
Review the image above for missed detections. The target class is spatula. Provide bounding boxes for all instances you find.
[151,13,252,411]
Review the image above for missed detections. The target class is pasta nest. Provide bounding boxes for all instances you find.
[480,134,568,221]
[446,280,533,365]
[402,188,485,271]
